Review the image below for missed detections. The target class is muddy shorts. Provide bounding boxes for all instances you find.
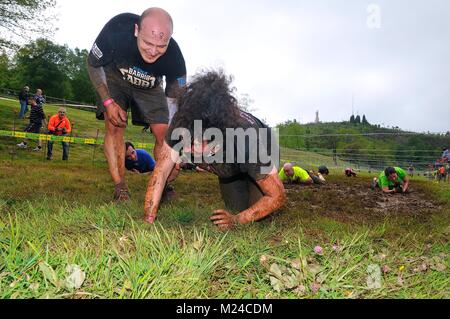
[218,174,264,212]
[24,122,42,134]
[96,75,168,126]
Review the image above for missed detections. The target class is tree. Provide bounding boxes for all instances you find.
[11,39,96,103]
[362,115,369,125]
[0,0,56,50]
[0,51,12,88]
[13,38,72,98]
[355,115,361,124]
[350,115,355,123]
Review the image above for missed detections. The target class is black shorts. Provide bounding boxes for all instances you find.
[24,122,42,134]
[96,74,169,126]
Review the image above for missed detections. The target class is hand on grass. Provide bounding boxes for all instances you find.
[143,212,157,224]
[210,209,238,231]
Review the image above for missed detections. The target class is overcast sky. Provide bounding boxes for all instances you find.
[52,0,450,133]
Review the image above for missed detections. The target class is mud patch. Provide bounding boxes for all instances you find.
[283,178,443,224]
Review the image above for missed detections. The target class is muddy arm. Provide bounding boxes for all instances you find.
[238,169,286,224]
[211,167,286,230]
[402,176,410,192]
[143,142,179,223]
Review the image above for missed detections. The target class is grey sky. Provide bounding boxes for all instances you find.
[53,0,450,133]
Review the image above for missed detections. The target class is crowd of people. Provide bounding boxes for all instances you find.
[11,7,449,231]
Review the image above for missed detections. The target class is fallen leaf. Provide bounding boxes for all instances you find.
[29,283,40,291]
[269,275,283,292]
[284,274,298,289]
[269,263,283,278]
[39,262,59,287]
[290,259,301,270]
[294,285,306,295]
[65,264,86,289]
[260,255,269,268]
[431,263,446,272]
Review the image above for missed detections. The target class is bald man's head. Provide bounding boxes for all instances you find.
[135,7,173,63]
[138,7,173,34]
[283,163,294,177]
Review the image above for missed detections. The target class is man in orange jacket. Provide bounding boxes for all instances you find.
[47,107,72,161]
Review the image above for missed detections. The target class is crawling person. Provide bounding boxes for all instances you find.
[143,69,286,230]
[279,163,325,185]
[345,167,357,177]
[372,166,410,194]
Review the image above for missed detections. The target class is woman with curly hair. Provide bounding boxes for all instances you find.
[143,69,285,230]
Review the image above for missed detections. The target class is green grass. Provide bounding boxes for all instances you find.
[0,162,448,299]
[0,98,449,299]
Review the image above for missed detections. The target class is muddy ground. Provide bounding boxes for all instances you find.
[282,176,445,224]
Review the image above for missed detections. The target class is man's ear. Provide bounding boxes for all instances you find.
[134,24,139,37]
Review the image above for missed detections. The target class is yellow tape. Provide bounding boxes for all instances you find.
[0,129,154,149]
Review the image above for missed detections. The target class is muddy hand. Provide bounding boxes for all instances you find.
[210,209,238,231]
[107,102,127,128]
[143,211,158,224]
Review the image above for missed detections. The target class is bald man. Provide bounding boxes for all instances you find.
[87,8,186,202]
[47,108,72,161]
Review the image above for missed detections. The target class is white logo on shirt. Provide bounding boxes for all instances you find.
[92,43,103,59]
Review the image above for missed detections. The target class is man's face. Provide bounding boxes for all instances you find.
[285,167,294,177]
[58,110,66,120]
[388,173,398,181]
[126,146,138,161]
[135,20,171,64]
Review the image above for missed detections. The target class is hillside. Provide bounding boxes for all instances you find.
[278,120,450,171]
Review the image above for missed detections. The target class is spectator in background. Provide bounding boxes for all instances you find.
[408,164,415,177]
[34,89,45,108]
[442,147,449,163]
[345,167,357,177]
[18,86,30,119]
[16,97,46,151]
[125,142,156,174]
[47,107,72,161]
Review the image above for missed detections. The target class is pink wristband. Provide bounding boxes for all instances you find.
[103,98,114,107]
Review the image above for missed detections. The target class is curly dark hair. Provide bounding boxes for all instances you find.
[170,69,243,139]
[385,167,396,177]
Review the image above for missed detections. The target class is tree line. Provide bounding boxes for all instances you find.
[0,38,96,104]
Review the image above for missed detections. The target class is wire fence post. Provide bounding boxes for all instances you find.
[92,128,100,167]
[11,110,17,163]
[67,122,74,165]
